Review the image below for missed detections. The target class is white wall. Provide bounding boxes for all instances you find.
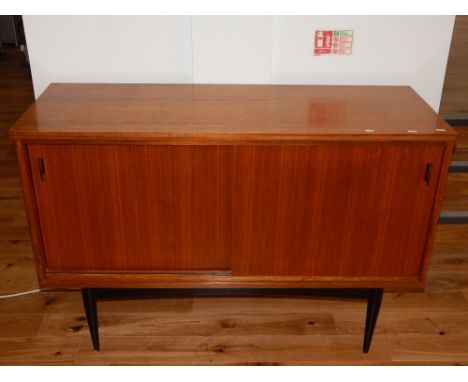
[24,16,193,96]
[271,16,455,111]
[24,15,455,111]
[192,16,272,83]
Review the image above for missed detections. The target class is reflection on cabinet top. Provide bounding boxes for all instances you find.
[10,83,456,143]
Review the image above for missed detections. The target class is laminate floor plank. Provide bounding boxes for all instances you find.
[386,334,468,362]
[0,250,38,293]
[0,313,44,337]
[433,225,468,248]
[334,310,468,336]
[441,173,468,212]
[37,312,337,338]
[75,335,392,364]
[0,337,82,364]
[192,291,468,315]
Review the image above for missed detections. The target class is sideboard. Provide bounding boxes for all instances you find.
[10,84,456,352]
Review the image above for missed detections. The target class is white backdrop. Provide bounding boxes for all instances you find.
[24,15,455,111]
[24,16,194,96]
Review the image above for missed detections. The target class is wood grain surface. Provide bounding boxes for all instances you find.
[232,144,443,277]
[26,142,445,286]
[29,144,233,273]
[10,83,456,142]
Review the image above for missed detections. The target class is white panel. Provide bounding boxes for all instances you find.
[23,16,193,98]
[192,16,271,83]
[272,16,455,111]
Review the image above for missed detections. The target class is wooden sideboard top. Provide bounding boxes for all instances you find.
[10,83,456,142]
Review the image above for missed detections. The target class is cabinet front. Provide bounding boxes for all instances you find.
[28,143,444,279]
[231,144,444,278]
[28,144,233,273]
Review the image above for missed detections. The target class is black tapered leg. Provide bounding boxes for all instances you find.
[363,288,383,353]
[78,287,381,353]
[81,288,100,351]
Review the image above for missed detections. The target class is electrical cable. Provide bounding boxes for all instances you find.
[0,288,55,299]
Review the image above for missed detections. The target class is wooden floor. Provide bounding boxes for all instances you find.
[1,46,468,365]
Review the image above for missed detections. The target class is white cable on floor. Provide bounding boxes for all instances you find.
[0,289,45,299]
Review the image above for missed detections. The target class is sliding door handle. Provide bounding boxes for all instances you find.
[38,158,46,181]
[424,163,432,185]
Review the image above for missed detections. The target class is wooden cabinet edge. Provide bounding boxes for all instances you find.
[40,272,425,290]
[14,140,48,285]
[10,135,458,146]
[417,140,456,283]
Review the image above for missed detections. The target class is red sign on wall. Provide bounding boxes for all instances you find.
[314,30,333,55]
[314,30,353,56]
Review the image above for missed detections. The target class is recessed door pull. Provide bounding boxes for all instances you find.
[424,163,432,185]
[38,158,46,181]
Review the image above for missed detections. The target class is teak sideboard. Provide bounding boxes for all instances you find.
[10,84,456,352]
